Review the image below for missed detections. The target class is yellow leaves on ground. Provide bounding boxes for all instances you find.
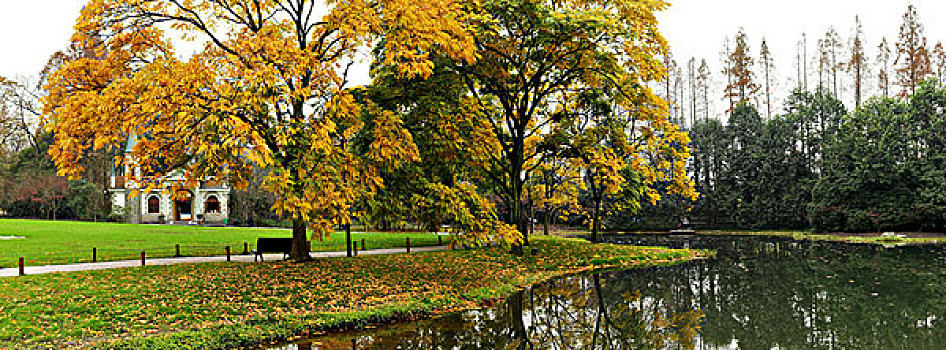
[0,237,706,346]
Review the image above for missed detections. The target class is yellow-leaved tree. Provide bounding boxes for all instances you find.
[443,0,696,251]
[43,0,476,260]
[526,158,583,236]
[555,89,696,243]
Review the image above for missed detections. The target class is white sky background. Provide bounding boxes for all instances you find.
[0,0,372,85]
[0,1,88,80]
[1,0,944,120]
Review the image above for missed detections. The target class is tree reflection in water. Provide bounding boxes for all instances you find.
[271,236,946,350]
[275,272,703,349]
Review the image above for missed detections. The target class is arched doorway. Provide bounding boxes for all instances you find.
[174,190,194,221]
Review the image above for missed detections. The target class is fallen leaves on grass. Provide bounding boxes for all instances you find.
[0,237,707,348]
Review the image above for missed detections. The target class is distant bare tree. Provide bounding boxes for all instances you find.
[820,27,843,97]
[877,37,893,97]
[696,59,712,121]
[894,4,933,97]
[0,76,42,157]
[759,38,775,118]
[932,41,946,83]
[848,16,868,109]
[722,29,760,112]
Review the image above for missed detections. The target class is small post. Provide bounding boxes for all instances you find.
[226,246,231,262]
[141,251,146,266]
[438,235,443,246]
[353,244,358,256]
[175,244,181,257]
[243,242,249,255]
[361,239,366,251]
[92,247,97,263]
[406,237,411,253]
[18,257,24,276]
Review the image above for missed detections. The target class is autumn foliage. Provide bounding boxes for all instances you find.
[42,0,480,259]
[43,0,695,255]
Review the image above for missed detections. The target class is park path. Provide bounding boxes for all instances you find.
[0,245,449,277]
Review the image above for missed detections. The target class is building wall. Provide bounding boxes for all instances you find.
[126,190,140,224]
[139,191,169,223]
[197,190,229,223]
[110,184,231,224]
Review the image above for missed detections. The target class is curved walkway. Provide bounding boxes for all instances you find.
[0,245,449,277]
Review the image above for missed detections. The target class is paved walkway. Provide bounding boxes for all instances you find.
[0,246,449,277]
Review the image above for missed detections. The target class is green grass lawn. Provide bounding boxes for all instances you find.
[0,236,707,348]
[0,219,443,267]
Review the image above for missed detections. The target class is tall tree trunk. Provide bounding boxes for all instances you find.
[803,33,808,90]
[543,204,550,236]
[510,195,529,255]
[510,136,529,255]
[592,196,602,243]
[289,218,311,261]
[589,171,602,244]
[765,64,771,118]
[855,63,862,109]
[529,204,534,236]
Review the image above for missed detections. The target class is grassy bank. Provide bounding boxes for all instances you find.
[696,230,944,245]
[0,236,707,349]
[0,219,441,267]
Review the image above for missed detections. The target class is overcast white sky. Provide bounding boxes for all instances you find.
[1,0,944,111]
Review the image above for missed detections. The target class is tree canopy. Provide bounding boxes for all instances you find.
[43,0,478,260]
[40,0,698,255]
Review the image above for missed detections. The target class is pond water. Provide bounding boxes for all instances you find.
[267,236,946,349]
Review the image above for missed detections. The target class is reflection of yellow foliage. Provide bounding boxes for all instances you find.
[524,275,704,349]
[618,288,705,349]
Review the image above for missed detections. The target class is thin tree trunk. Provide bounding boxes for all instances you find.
[345,223,352,257]
[589,171,602,244]
[803,33,808,90]
[855,63,862,109]
[592,197,601,243]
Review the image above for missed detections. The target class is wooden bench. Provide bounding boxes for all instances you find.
[253,238,293,262]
